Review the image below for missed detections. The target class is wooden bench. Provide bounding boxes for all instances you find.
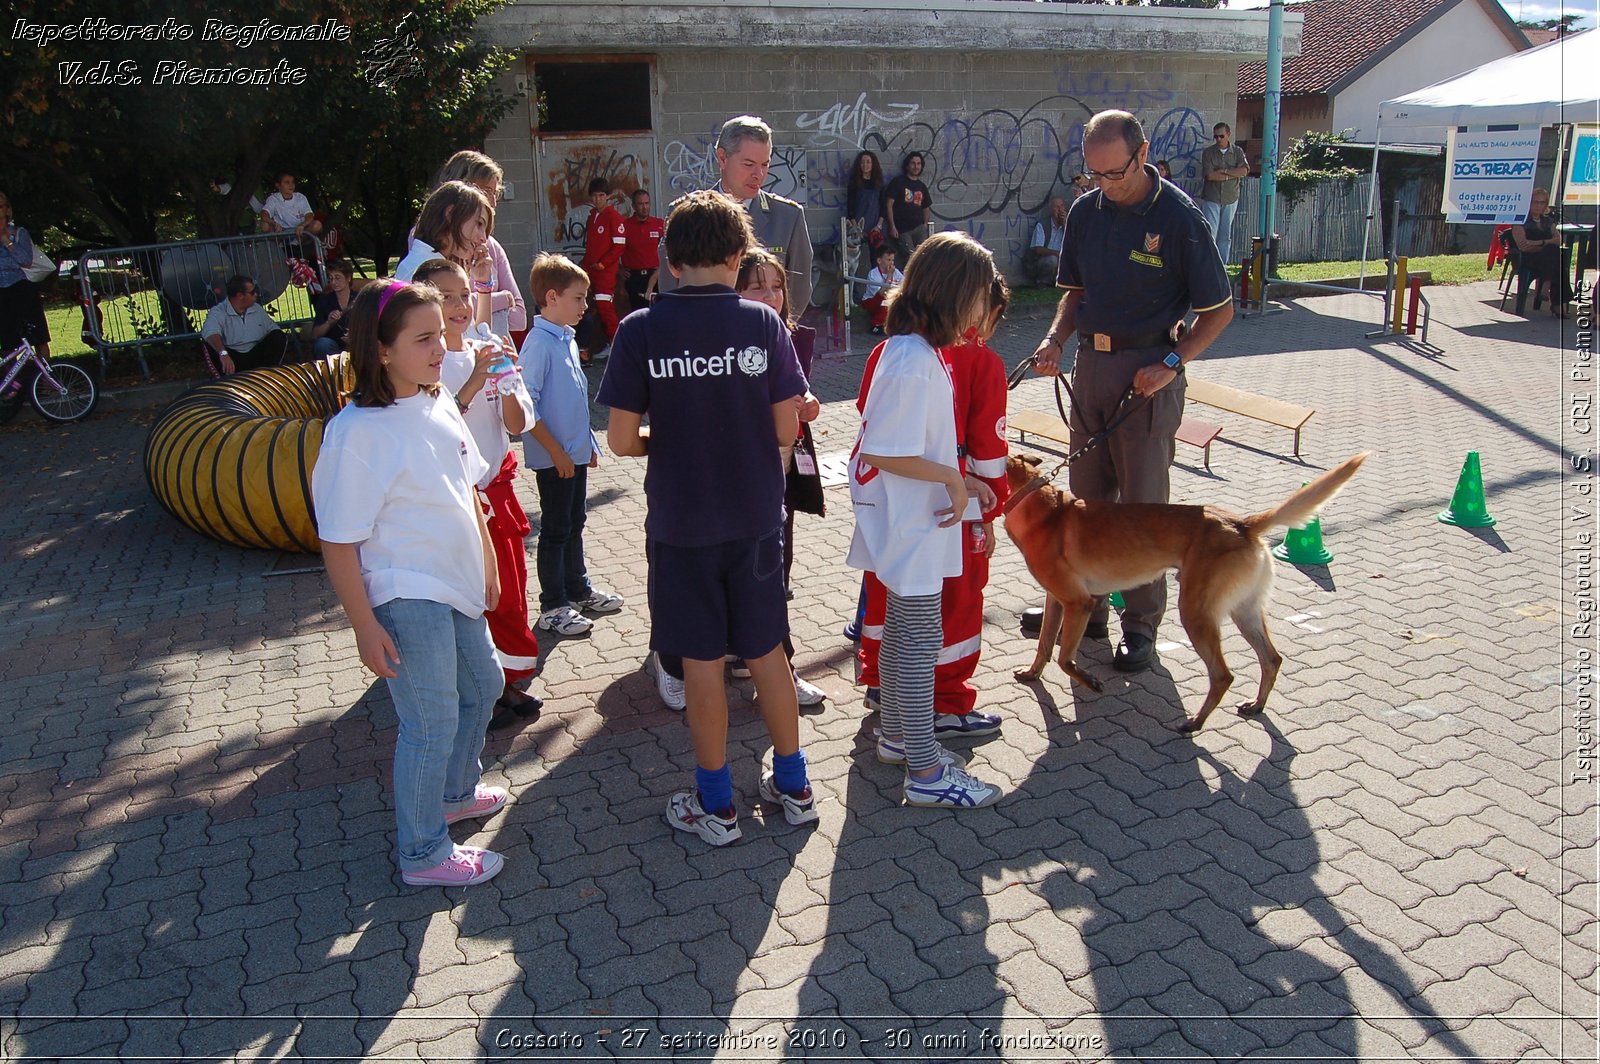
[1010,409,1224,471]
[1184,376,1315,458]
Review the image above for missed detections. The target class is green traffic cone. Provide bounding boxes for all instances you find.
[1109,591,1126,610]
[1272,481,1335,564]
[1437,451,1496,528]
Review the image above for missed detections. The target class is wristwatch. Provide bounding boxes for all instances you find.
[1163,351,1183,370]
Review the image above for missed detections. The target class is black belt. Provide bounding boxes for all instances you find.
[1080,329,1171,352]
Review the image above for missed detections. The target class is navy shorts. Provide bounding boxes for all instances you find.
[647,528,789,662]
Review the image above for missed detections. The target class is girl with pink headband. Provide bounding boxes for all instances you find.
[312,279,513,887]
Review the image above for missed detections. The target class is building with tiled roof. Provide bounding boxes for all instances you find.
[1237,0,1528,153]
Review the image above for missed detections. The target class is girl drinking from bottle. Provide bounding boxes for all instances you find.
[413,257,545,730]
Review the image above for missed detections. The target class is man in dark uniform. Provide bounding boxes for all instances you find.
[657,115,813,311]
[1030,109,1233,673]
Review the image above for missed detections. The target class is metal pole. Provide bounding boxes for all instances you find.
[1358,114,1383,289]
[1259,0,1285,247]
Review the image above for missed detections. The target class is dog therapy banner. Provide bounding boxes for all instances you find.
[1443,125,1541,223]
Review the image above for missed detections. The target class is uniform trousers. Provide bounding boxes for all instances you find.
[1067,343,1186,640]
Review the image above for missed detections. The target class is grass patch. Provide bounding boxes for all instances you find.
[1273,252,1489,286]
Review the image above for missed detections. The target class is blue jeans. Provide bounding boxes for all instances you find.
[371,598,501,872]
[312,337,344,358]
[534,465,592,612]
[1201,199,1238,266]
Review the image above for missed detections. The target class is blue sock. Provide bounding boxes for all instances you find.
[772,750,809,795]
[696,765,734,816]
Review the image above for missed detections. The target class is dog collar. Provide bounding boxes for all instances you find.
[1001,475,1050,515]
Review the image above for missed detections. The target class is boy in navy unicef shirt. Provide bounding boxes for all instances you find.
[598,189,818,846]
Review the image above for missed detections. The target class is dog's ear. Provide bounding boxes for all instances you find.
[1021,454,1042,471]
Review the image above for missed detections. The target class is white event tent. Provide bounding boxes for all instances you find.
[1358,29,1599,274]
[1378,28,1599,133]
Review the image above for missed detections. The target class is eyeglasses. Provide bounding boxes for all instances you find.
[1214,133,1229,140]
[1084,152,1140,182]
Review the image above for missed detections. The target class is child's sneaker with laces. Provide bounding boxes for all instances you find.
[665,791,742,846]
[576,589,625,614]
[932,710,1002,736]
[537,606,593,636]
[444,785,508,824]
[875,737,966,768]
[758,772,820,825]
[401,844,504,886]
[654,652,686,711]
[903,764,1000,808]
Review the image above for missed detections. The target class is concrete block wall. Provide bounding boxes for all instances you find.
[487,49,1239,289]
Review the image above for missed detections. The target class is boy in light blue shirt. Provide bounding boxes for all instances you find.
[520,253,624,638]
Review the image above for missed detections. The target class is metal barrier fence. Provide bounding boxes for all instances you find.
[77,231,326,377]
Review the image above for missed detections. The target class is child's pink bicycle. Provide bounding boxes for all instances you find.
[0,338,98,424]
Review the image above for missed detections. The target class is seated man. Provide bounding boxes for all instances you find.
[1026,194,1068,286]
[260,171,326,258]
[201,275,289,376]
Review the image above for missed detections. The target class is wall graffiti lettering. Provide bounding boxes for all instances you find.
[541,137,653,254]
[1147,107,1208,183]
[796,92,921,148]
[661,128,807,203]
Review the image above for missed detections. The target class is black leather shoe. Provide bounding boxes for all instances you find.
[489,691,543,732]
[1021,607,1045,635]
[1083,620,1109,640]
[1113,633,1155,673]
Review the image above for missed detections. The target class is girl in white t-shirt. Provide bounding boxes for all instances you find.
[413,257,545,729]
[847,232,1001,810]
[312,280,509,888]
[394,181,496,332]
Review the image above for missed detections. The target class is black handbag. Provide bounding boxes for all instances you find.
[785,422,826,516]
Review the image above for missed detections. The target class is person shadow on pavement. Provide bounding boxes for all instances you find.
[0,682,423,1061]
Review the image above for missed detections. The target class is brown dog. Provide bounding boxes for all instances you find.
[1003,451,1368,731]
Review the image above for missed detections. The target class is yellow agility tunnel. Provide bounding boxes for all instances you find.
[143,355,352,552]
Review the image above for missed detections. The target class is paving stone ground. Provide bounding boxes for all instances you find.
[0,280,1595,1062]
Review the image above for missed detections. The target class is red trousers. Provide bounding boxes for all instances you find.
[480,452,540,684]
[590,268,619,340]
[858,524,989,715]
[861,292,889,328]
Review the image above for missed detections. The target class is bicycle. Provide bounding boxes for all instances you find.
[0,338,98,425]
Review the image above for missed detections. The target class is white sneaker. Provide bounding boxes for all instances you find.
[665,791,741,846]
[758,772,820,825]
[794,674,827,707]
[654,652,686,711]
[903,763,1000,808]
[536,606,593,635]
[575,589,624,614]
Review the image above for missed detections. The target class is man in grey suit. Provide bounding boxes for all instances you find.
[658,115,813,311]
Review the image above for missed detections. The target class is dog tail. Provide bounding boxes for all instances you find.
[1243,452,1369,536]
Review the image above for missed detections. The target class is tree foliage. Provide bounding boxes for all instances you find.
[0,0,518,270]
[1277,129,1364,207]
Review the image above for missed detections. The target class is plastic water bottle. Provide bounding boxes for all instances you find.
[968,522,987,555]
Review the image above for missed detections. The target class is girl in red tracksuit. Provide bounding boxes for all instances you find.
[857,275,1011,735]
[414,258,544,731]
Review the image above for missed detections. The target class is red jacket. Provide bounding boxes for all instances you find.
[622,213,664,271]
[582,204,626,275]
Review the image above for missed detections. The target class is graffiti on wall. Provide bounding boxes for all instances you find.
[662,126,807,203]
[541,137,654,256]
[654,75,1215,270]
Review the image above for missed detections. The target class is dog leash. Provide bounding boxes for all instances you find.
[1007,355,1154,482]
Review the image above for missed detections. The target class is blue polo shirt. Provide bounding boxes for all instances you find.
[1057,166,1230,337]
[595,285,807,547]
[519,315,599,469]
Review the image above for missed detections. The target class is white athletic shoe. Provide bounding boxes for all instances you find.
[654,652,686,711]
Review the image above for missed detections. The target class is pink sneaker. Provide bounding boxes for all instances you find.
[401,845,504,886]
[444,785,508,825]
